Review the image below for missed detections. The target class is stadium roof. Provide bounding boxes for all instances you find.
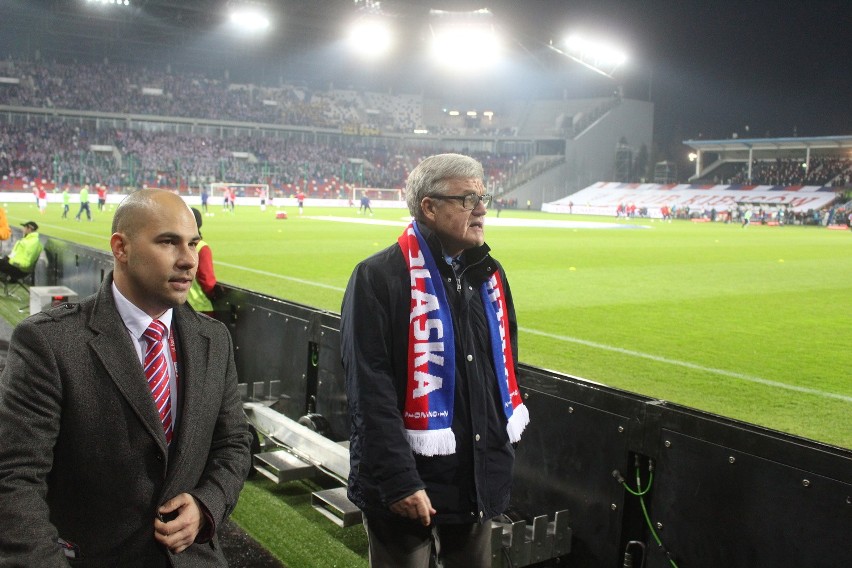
[5,1,849,160]
[684,135,852,154]
[1,0,620,102]
[2,1,564,58]
[684,135,852,182]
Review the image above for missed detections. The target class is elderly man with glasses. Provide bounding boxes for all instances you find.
[341,153,529,567]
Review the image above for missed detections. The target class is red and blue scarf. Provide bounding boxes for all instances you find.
[398,221,529,456]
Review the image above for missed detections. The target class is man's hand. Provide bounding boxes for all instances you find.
[389,489,436,526]
[153,493,206,554]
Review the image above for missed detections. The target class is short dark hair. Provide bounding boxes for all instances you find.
[191,207,203,230]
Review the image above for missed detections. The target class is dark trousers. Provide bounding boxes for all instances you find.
[363,513,493,568]
[0,257,28,281]
[76,202,91,220]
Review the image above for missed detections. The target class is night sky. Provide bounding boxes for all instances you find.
[471,0,852,155]
[3,0,850,160]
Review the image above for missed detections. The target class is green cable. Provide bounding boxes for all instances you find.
[621,466,653,496]
[639,493,679,567]
[619,462,679,568]
[639,490,662,547]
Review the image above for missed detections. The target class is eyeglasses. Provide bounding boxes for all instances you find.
[429,193,492,210]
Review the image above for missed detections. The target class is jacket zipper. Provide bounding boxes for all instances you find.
[454,256,487,293]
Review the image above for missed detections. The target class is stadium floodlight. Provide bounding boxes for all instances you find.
[429,9,503,73]
[228,3,271,33]
[550,34,628,78]
[347,17,394,60]
[86,0,132,6]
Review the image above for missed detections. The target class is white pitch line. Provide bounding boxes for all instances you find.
[214,259,850,403]
[28,215,848,403]
[9,218,103,239]
[215,262,346,292]
[303,215,408,227]
[304,215,650,230]
[520,327,852,403]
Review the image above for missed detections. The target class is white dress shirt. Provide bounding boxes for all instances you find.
[112,282,179,432]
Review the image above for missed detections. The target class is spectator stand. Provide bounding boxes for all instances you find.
[0,57,640,198]
[685,135,852,189]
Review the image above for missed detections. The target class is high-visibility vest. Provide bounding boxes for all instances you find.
[187,241,214,312]
[10,232,43,270]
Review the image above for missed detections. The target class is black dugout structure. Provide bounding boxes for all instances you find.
[35,235,852,568]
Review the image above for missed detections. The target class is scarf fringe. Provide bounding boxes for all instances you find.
[405,428,457,457]
[506,403,530,444]
[399,221,527,457]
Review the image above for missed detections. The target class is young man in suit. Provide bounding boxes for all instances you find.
[0,189,252,567]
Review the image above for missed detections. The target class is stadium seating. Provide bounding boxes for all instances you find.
[0,58,538,193]
[0,123,526,197]
[3,57,846,203]
[723,157,852,187]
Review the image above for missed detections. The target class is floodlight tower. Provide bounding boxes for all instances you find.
[347,3,395,60]
[227,1,272,33]
[85,0,132,7]
[548,34,628,79]
[428,8,504,73]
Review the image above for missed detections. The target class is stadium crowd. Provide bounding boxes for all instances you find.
[0,123,521,197]
[0,58,527,139]
[0,57,532,195]
[0,59,450,134]
[1,57,848,204]
[728,157,852,187]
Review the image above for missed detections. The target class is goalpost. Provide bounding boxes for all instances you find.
[208,182,270,202]
[350,187,404,203]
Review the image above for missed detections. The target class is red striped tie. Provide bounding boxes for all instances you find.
[142,320,173,445]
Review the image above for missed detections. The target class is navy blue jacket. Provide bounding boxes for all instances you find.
[340,223,519,524]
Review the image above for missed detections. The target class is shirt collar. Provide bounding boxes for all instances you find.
[443,252,462,266]
[415,221,464,267]
[112,282,173,340]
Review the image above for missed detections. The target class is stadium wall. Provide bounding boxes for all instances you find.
[508,162,573,208]
[505,99,654,210]
[567,99,654,187]
[30,234,852,568]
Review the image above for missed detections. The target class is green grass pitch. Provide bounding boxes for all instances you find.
[8,200,849,567]
[10,200,851,449]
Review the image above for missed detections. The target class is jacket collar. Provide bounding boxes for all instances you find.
[416,221,495,283]
[87,273,212,469]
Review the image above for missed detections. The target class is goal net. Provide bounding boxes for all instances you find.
[209,182,270,199]
[350,187,404,202]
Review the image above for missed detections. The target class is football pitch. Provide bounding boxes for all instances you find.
[10,201,851,449]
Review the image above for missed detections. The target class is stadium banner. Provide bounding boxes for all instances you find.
[545,183,837,216]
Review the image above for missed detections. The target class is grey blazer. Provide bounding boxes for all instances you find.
[0,274,252,567]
